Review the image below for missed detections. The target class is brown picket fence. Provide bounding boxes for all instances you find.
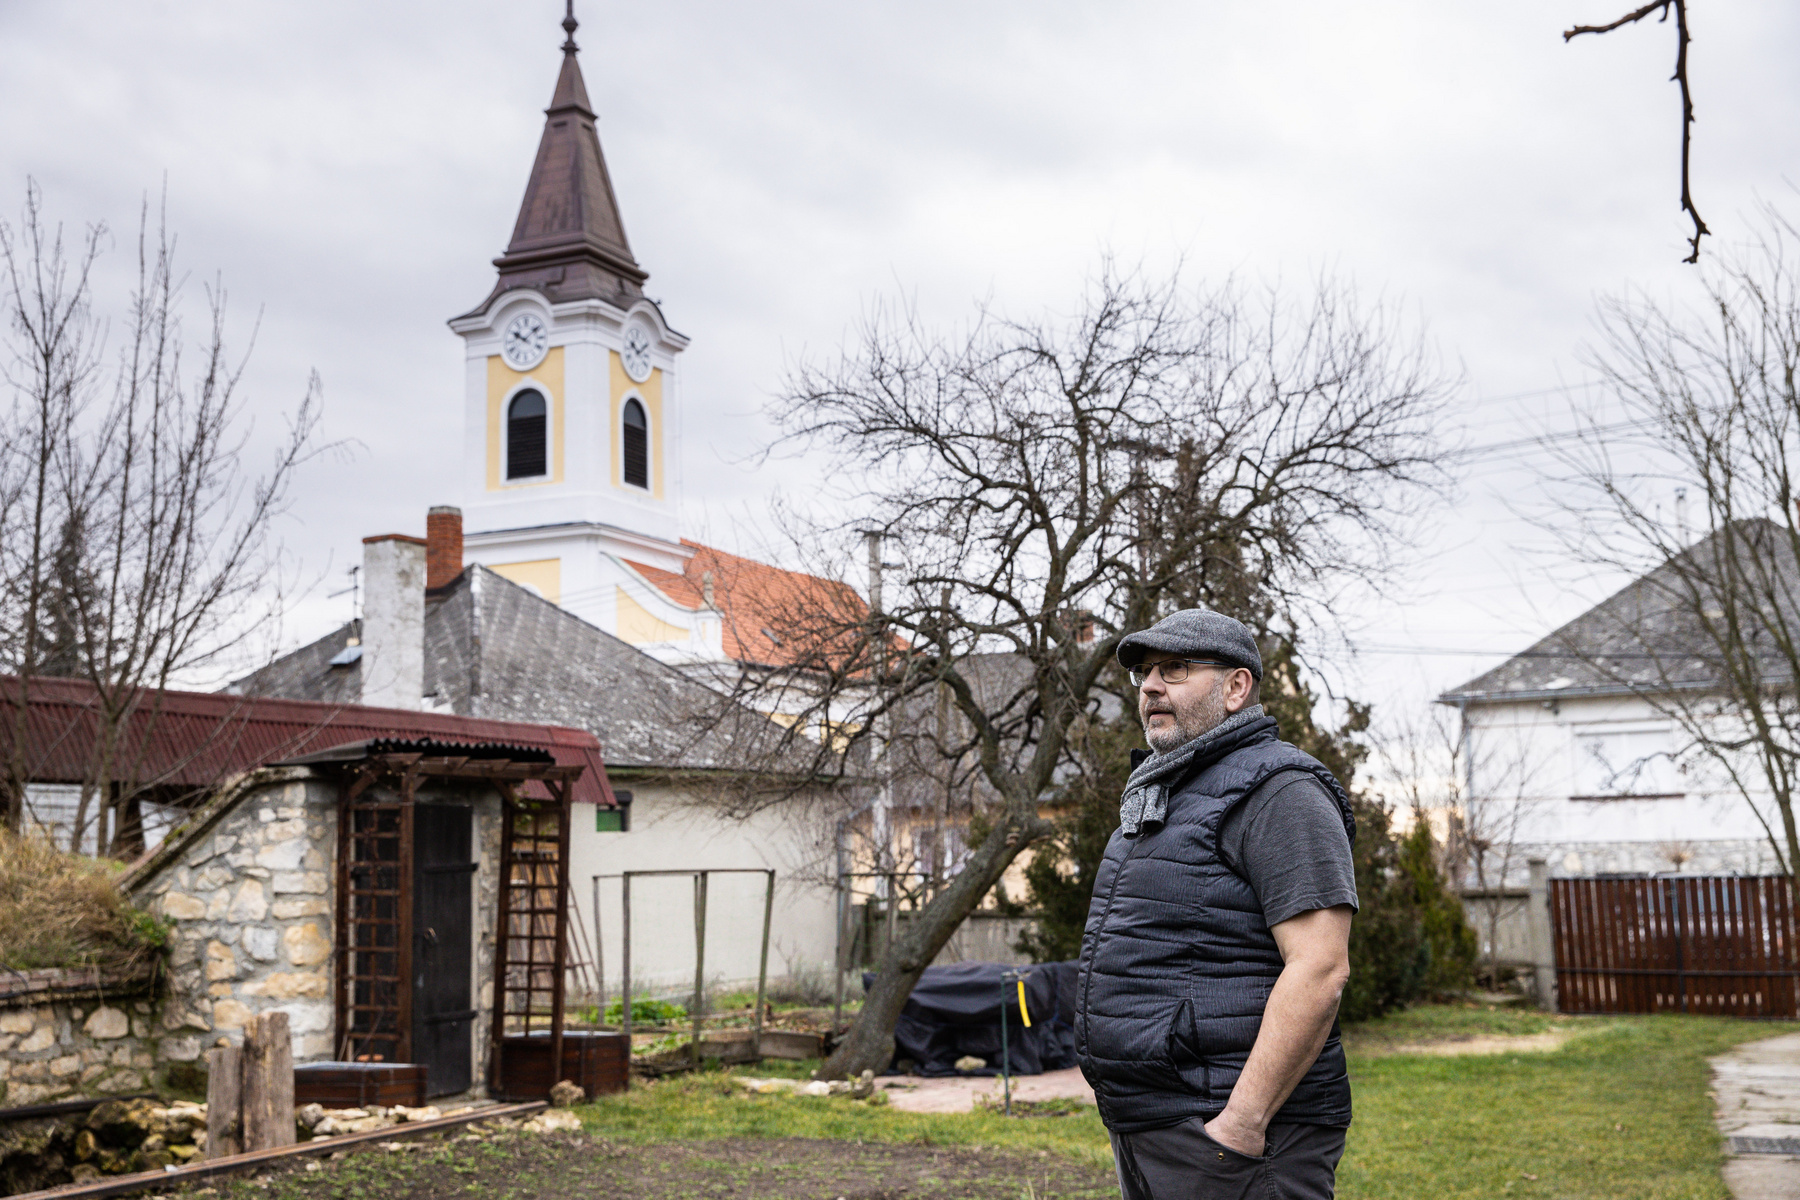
[1549,876,1800,1018]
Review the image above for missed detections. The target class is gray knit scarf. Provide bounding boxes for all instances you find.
[1119,705,1269,838]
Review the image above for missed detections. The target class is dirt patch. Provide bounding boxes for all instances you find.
[1381,1031,1575,1056]
[168,1130,1119,1200]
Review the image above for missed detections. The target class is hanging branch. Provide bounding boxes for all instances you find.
[1565,0,1709,263]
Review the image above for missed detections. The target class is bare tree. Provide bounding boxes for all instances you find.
[1564,1,1708,262]
[1537,206,1800,897]
[725,265,1453,1077]
[0,183,323,852]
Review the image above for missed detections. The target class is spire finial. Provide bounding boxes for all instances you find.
[561,1,579,54]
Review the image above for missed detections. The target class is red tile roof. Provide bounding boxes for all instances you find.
[624,540,869,668]
[0,675,615,808]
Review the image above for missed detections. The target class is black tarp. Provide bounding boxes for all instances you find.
[864,961,1079,1076]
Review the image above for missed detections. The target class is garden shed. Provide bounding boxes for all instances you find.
[1,680,620,1108]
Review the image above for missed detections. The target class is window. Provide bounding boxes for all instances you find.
[506,390,547,479]
[596,789,632,832]
[1572,726,1682,799]
[622,399,648,489]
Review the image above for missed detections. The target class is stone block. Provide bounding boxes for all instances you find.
[0,1035,15,1053]
[81,1047,107,1065]
[110,1045,133,1066]
[227,881,268,922]
[161,1036,202,1062]
[258,808,275,822]
[50,1054,81,1077]
[264,818,307,841]
[241,971,328,1000]
[206,890,230,919]
[109,1069,145,1091]
[272,871,328,895]
[242,867,270,879]
[285,922,331,967]
[8,1082,53,1106]
[19,1025,56,1054]
[205,941,238,982]
[196,866,233,890]
[131,1016,148,1038]
[287,1004,330,1035]
[208,983,234,998]
[296,1033,333,1059]
[132,1051,153,1069]
[243,926,279,961]
[16,1060,47,1081]
[162,892,206,920]
[0,1011,33,1035]
[271,898,329,919]
[212,999,251,1029]
[81,1063,107,1085]
[83,1007,130,1040]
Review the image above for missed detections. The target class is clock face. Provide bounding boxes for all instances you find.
[501,311,549,370]
[622,326,654,382]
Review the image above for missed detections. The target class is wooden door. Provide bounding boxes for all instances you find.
[412,805,475,1097]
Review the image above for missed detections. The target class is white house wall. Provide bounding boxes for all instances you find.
[565,783,839,1001]
[1462,692,1781,882]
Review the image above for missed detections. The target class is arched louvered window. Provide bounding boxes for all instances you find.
[622,399,649,489]
[507,390,547,479]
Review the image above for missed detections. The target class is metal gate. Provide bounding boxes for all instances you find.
[1550,876,1800,1017]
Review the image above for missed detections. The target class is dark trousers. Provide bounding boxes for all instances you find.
[1110,1117,1347,1200]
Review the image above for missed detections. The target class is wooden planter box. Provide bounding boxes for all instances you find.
[293,1062,428,1109]
[493,1032,628,1101]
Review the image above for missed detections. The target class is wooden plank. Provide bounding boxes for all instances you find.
[241,1012,295,1153]
[204,1045,242,1160]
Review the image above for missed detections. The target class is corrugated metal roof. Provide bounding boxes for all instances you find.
[0,674,615,808]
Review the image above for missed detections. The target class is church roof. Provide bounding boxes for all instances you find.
[464,6,647,316]
[624,540,870,669]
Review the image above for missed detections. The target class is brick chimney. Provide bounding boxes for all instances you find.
[361,534,426,710]
[426,506,464,590]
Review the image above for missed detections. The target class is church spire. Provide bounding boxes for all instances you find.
[478,1,647,312]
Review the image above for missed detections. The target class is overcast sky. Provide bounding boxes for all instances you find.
[3,0,1798,721]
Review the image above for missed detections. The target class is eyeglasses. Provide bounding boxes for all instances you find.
[1128,659,1231,687]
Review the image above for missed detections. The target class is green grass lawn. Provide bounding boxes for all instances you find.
[571,1005,1795,1198]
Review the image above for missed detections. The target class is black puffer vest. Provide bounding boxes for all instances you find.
[1075,718,1356,1133]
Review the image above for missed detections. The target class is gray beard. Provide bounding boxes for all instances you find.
[1143,679,1228,754]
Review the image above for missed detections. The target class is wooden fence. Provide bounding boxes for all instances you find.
[1550,876,1800,1018]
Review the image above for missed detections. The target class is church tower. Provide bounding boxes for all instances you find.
[449,3,704,651]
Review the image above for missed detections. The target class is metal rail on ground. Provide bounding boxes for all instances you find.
[8,1100,549,1200]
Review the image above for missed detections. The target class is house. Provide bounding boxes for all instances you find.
[1436,524,1790,966]
[0,677,613,1108]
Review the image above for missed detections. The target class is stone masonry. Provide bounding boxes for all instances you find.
[0,993,162,1109]
[133,771,341,1062]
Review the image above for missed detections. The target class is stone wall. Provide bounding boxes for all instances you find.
[130,771,341,1062]
[0,977,165,1108]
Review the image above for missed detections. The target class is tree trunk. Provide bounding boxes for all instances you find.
[818,808,1050,1079]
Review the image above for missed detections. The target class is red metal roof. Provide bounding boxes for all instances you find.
[0,675,615,808]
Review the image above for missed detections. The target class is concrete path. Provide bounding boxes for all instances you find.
[876,1067,1096,1114]
[1711,1032,1800,1198]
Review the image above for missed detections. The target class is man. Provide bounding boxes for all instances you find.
[1076,609,1358,1200]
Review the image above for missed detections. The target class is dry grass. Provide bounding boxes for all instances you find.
[0,829,167,972]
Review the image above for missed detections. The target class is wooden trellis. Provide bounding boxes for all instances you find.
[490,778,576,1097]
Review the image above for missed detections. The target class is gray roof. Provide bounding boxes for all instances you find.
[1441,519,1800,704]
[234,567,797,774]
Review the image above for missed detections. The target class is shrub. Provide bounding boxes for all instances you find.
[604,996,689,1024]
[0,828,169,972]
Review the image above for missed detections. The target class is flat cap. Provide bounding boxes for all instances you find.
[1116,608,1263,680]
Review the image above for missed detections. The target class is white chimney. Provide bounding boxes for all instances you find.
[360,534,427,710]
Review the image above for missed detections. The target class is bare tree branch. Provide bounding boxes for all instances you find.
[1565,0,1709,263]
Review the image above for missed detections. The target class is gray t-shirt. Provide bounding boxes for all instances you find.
[1216,769,1359,927]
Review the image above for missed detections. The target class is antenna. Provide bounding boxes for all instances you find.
[327,564,362,643]
[1674,486,1689,546]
